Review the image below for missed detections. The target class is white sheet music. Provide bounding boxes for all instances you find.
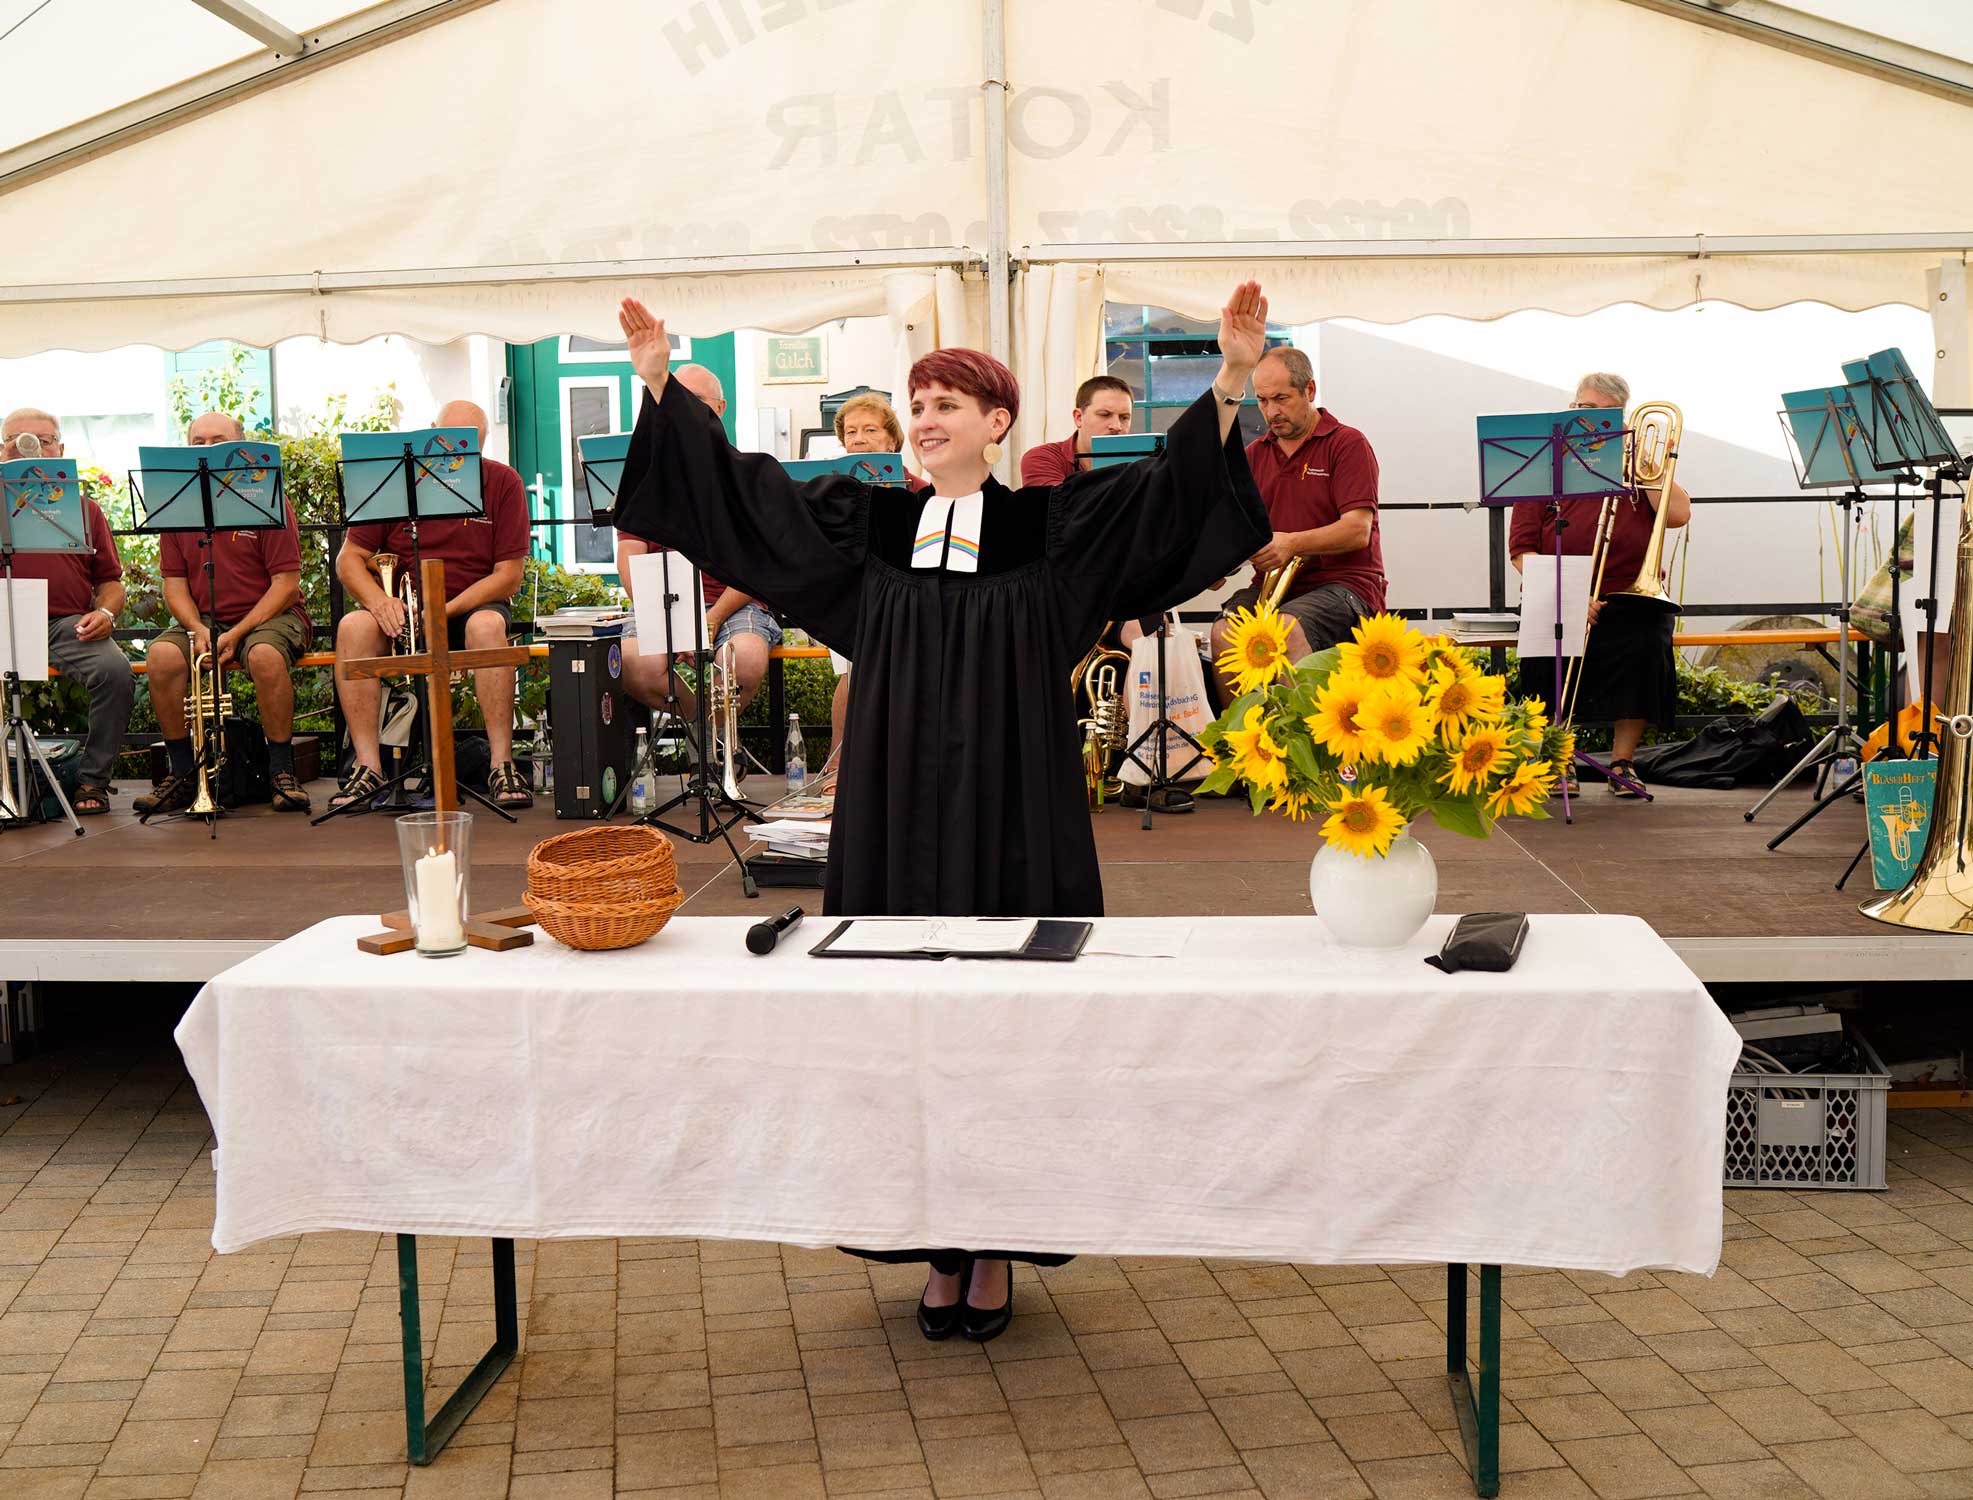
[1907,491,1963,694]
[1517,555,1593,661]
[628,550,710,652]
[0,580,49,681]
[827,918,1037,956]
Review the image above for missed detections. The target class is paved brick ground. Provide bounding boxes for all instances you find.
[6,1026,1973,1499]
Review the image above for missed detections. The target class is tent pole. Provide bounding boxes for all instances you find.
[1934,258,1970,408]
[983,0,1012,367]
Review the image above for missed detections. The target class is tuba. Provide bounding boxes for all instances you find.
[1860,493,1973,933]
[371,551,420,655]
[1561,401,1682,725]
[186,646,232,817]
[1074,638,1132,810]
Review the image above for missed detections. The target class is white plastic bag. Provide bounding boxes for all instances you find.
[1117,624,1214,786]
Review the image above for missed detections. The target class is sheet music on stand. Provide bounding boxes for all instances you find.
[1515,556,1591,661]
[130,442,287,532]
[339,427,484,522]
[627,550,709,649]
[0,580,48,680]
[576,432,630,526]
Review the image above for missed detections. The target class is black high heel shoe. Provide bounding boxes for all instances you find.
[917,1257,971,1341]
[961,1258,1013,1343]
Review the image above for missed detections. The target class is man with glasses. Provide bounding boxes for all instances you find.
[1208,346,1385,701]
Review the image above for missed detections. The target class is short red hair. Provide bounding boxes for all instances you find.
[907,348,1020,431]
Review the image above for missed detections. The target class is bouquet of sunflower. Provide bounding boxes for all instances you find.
[1197,605,1574,857]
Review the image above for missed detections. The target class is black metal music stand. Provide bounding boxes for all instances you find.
[1755,378,1915,846]
[128,444,289,838]
[629,549,761,897]
[1474,407,1647,819]
[315,433,514,826]
[1088,433,1208,829]
[0,459,90,837]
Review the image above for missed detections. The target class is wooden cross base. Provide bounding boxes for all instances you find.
[345,558,538,957]
[357,905,537,956]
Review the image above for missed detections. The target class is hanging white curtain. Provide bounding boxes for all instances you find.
[1008,263,1106,468]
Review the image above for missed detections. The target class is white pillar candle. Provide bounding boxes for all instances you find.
[413,847,465,950]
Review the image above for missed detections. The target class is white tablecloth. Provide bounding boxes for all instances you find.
[176,913,1740,1274]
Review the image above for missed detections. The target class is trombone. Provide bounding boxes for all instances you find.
[1558,401,1682,726]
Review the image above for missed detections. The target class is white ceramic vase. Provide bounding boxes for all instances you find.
[1309,830,1438,949]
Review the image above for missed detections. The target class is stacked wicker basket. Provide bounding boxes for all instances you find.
[524,825,683,950]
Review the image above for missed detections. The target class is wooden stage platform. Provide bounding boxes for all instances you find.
[0,772,1968,988]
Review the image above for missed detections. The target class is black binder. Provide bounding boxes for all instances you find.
[809,918,1092,961]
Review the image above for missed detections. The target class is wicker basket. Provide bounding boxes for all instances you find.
[527,825,677,905]
[524,887,685,952]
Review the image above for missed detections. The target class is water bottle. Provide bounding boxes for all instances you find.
[630,729,651,816]
[785,713,807,794]
[539,724,555,795]
[1832,752,1859,788]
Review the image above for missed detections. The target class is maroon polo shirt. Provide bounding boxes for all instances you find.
[1509,495,1665,600]
[345,458,530,602]
[161,508,311,633]
[1019,434,1082,488]
[10,497,121,618]
[1245,411,1385,614]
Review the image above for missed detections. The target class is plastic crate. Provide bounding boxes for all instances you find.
[1725,1031,1889,1190]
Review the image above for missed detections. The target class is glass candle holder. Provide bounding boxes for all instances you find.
[395,811,472,957]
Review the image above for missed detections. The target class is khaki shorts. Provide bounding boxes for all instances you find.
[154,612,310,671]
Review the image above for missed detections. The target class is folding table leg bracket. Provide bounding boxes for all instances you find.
[397,1233,518,1466]
[1446,1262,1501,1498]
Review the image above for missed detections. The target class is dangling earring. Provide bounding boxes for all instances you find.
[982,440,1004,466]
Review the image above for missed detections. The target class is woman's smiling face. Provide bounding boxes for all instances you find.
[909,381,1007,479]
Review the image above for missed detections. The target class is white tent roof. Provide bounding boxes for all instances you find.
[2,0,1970,354]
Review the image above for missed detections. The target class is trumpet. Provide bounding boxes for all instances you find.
[708,641,745,800]
[1560,401,1682,725]
[370,551,420,655]
[1259,556,1305,612]
[186,646,232,817]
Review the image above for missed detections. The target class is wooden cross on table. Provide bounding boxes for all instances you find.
[348,557,537,955]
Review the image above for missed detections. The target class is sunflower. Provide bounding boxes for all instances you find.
[1221,705,1290,793]
[1487,760,1554,817]
[1521,697,1550,736]
[1336,613,1428,684]
[1440,726,1515,796]
[1423,666,1504,736]
[1268,786,1320,823]
[1215,605,1295,697]
[1357,681,1432,766]
[1305,671,1375,761]
[1321,784,1408,858]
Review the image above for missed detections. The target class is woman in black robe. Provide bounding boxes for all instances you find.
[614,281,1273,1340]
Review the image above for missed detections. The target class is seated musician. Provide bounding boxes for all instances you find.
[135,412,313,817]
[1209,346,1386,700]
[329,399,533,812]
[822,393,927,776]
[1510,372,1690,797]
[3,407,132,816]
[618,366,779,739]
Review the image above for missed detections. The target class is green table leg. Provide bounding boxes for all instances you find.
[1446,1263,1501,1498]
[397,1234,519,1466]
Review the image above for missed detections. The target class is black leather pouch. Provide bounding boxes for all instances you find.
[1424,912,1529,974]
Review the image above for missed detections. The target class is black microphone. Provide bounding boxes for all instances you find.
[747,905,805,955]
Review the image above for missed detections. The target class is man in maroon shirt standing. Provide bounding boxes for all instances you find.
[330,400,533,811]
[1210,347,1385,701]
[3,407,133,816]
[135,413,314,818]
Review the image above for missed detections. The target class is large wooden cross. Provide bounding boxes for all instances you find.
[350,557,536,954]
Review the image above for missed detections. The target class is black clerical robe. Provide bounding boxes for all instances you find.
[617,381,1268,918]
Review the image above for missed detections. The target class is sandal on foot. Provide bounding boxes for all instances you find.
[489,761,534,809]
[329,765,385,812]
[1608,760,1646,798]
[72,785,110,816]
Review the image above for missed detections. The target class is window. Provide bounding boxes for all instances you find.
[558,333,690,364]
[1101,306,1288,445]
[561,380,617,569]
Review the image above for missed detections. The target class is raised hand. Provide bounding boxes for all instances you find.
[1218,280,1268,378]
[618,297,672,399]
